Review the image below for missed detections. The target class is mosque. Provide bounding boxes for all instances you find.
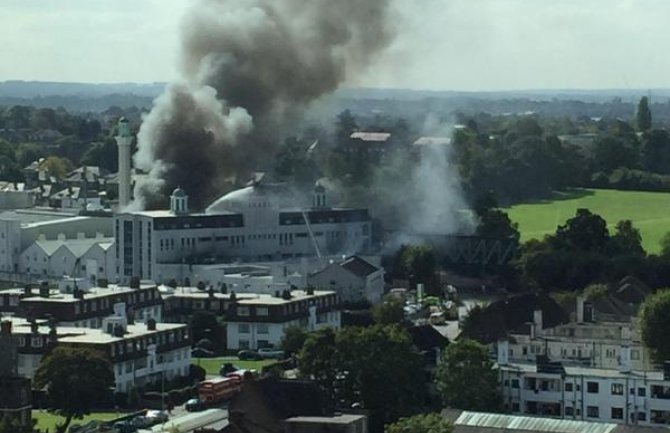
[113,180,372,284]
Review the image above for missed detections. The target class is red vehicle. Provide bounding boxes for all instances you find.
[198,376,241,404]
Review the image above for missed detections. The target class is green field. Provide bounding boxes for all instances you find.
[194,357,276,376]
[33,410,126,432]
[504,188,670,254]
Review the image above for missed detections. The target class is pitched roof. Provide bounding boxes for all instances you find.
[340,256,379,278]
[407,324,449,351]
[459,293,569,344]
[446,410,617,433]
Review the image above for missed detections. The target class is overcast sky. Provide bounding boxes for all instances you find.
[2,0,669,91]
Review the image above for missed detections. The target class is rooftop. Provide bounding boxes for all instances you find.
[447,410,617,433]
[19,283,157,304]
[57,322,187,344]
[499,361,667,381]
[284,414,365,424]
[236,290,336,306]
[350,131,391,142]
[413,136,451,146]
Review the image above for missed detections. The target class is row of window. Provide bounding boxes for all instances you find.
[514,345,640,360]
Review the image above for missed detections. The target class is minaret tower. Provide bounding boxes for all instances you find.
[115,117,132,209]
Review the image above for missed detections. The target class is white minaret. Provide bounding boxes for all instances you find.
[115,117,132,209]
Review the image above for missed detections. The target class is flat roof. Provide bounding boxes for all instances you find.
[57,322,187,344]
[236,290,335,305]
[452,410,617,433]
[500,362,666,381]
[20,284,157,303]
[285,414,365,424]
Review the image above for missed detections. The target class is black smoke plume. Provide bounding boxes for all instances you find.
[133,0,395,210]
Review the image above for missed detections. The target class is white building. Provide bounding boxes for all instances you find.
[308,255,385,304]
[226,289,341,350]
[115,182,372,284]
[498,354,670,426]
[3,315,191,394]
[0,209,113,280]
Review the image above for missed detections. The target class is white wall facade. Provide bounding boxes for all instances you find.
[227,310,341,350]
[500,363,670,426]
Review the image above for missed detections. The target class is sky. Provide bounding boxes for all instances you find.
[1,0,670,91]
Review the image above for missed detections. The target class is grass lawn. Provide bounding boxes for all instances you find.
[504,188,670,254]
[194,357,276,376]
[33,410,126,432]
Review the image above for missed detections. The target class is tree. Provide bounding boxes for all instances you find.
[476,208,520,242]
[300,325,426,432]
[400,245,436,286]
[553,208,610,253]
[189,312,224,353]
[39,156,73,180]
[636,96,652,132]
[386,413,453,433]
[609,220,645,256]
[16,142,43,168]
[372,297,405,325]
[435,339,501,412]
[661,232,670,259]
[280,325,308,356]
[640,289,670,363]
[34,347,114,433]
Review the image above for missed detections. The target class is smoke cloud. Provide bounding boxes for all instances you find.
[134,0,395,210]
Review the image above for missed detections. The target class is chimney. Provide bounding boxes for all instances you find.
[619,345,632,373]
[497,339,510,365]
[533,309,543,337]
[146,318,157,331]
[23,283,33,296]
[576,296,585,323]
[0,320,12,336]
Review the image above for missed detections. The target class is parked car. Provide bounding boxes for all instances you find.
[192,347,215,358]
[257,348,285,359]
[113,421,138,433]
[238,350,262,360]
[146,410,169,424]
[185,398,205,412]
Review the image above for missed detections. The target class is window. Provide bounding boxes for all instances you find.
[639,387,647,397]
[638,412,647,422]
[565,382,573,392]
[257,323,269,334]
[606,348,616,358]
[31,336,43,348]
[565,407,574,416]
[611,383,624,395]
[587,381,599,393]
[256,307,269,316]
[237,306,250,316]
[511,379,519,389]
[257,339,270,348]
[238,323,250,334]
[611,407,623,419]
[632,349,640,360]
[511,403,520,412]
[587,406,600,418]
[239,340,250,349]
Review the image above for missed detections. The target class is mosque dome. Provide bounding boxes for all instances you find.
[171,187,186,198]
[205,182,298,214]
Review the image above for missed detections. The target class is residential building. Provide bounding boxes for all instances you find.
[498,355,670,427]
[115,181,371,284]
[0,321,31,430]
[4,314,191,393]
[226,289,340,350]
[8,281,163,328]
[162,286,259,323]
[308,255,385,304]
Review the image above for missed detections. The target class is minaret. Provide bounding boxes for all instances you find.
[115,117,132,209]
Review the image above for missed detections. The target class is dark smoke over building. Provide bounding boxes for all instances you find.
[133,0,395,210]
